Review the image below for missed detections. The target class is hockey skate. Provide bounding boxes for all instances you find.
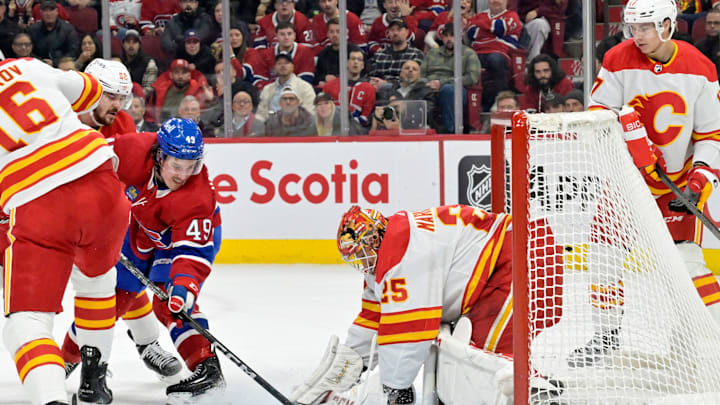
[166,356,226,404]
[128,330,182,380]
[74,345,112,405]
[566,328,620,367]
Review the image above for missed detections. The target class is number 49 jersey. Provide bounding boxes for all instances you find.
[589,39,720,194]
[112,132,221,284]
[344,205,513,389]
[0,58,112,212]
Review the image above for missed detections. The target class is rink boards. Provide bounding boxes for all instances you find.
[203,136,720,270]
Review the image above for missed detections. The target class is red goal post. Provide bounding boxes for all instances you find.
[490,110,720,405]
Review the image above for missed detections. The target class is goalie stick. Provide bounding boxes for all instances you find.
[118,254,293,405]
[655,166,720,241]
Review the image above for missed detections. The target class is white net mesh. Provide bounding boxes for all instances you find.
[508,110,720,404]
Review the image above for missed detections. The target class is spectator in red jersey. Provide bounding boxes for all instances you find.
[254,21,316,88]
[323,46,377,128]
[425,0,475,49]
[368,17,424,91]
[161,0,213,55]
[147,58,212,123]
[254,0,314,49]
[256,52,316,121]
[367,0,419,55]
[467,0,523,111]
[139,0,181,36]
[517,0,568,60]
[176,28,216,76]
[520,53,573,112]
[312,0,368,54]
[120,29,159,97]
[411,0,448,32]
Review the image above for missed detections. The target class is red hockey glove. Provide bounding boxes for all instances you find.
[619,105,662,169]
[669,165,720,213]
[167,274,200,315]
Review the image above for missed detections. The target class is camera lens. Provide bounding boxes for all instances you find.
[383,106,395,120]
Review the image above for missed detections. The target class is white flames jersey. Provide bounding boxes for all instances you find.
[0,58,114,212]
[589,39,720,194]
[344,205,512,389]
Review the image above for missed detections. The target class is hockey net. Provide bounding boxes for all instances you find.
[490,110,720,404]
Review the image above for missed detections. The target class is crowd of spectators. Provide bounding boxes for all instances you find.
[0,0,618,137]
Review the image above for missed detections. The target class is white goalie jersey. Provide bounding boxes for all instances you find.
[589,39,720,195]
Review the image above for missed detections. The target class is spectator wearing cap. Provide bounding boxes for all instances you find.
[255,52,315,121]
[128,95,159,132]
[74,33,102,72]
[542,92,565,113]
[322,47,376,128]
[120,29,158,97]
[564,88,584,112]
[28,0,79,66]
[311,0,368,55]
[367,0,420,55]
[422,22,481,132]
[254,21,315,88]
[368,17,424,91]
[467,0,522,111]
[264,86,317,137]
[147,58,211,123]
[216,90,265,137]
[161,0,213,55]
[0,0,21,59]
[176,29,216,76]
[254,0,314,49]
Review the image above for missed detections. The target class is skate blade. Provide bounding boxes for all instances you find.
[158,371,185,385]
[166,386,228,405]
[71,393,113,405]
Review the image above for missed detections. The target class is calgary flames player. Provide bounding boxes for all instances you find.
[0,58,129,405]
[78,59,137,139]
[291,205,562,404]
[580,0,720,366]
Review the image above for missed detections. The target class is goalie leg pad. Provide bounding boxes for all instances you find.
[290,335,365,404]
[437,316,514,405]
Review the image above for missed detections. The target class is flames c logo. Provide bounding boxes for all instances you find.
[627,91,687,146]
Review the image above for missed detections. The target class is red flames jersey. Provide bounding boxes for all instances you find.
[0,58,113,212]
[589,39,720,197]
[311,11,368,55]
[254,11,314,49]
[467,9,523,56]
[344,205,513,389]
[112,132,220,283]
[367,14,419,55]
[322,78,376,126]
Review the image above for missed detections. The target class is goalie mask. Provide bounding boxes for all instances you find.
[337,206,387,274]
[84,59,133,110]
[623,0,676,42]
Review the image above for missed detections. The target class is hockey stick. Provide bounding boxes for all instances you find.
[654,166,720,240]
[118,254,294,405]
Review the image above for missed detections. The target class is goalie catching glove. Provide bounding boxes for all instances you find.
[290,335,365,404]
[669,164,720,213]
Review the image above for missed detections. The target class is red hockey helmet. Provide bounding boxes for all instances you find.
[337,206,387,274]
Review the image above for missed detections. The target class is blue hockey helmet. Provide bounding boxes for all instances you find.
[156,118,204,174]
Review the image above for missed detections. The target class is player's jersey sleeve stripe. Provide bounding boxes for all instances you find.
[377,306,442,345]
[692,130,720,142]
[0,129,109,207]
[462,215,511,312]
[71,72,102,112]
[353,298,381,330]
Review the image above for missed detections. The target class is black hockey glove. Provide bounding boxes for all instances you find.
[382,385,415,405]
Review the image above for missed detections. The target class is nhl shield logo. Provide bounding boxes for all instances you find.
[466,164,491,208]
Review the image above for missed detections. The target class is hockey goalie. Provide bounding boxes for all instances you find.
[290,205,565,404]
